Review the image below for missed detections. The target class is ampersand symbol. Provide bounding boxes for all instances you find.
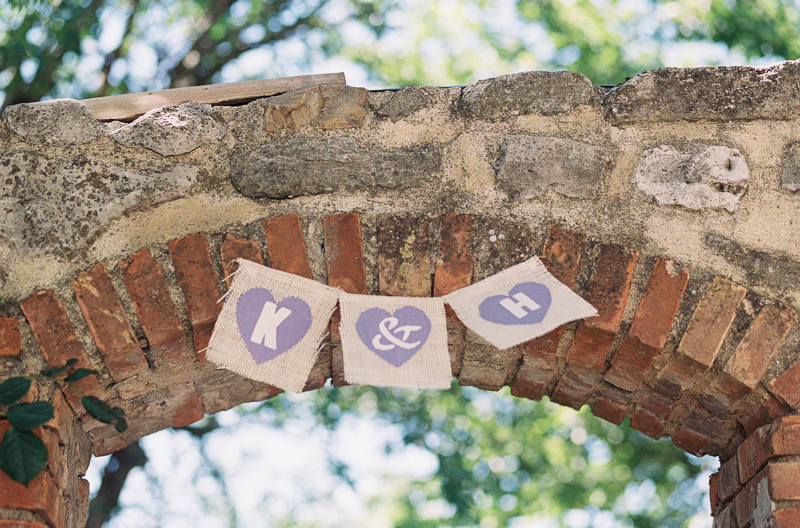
[371,316,422,351]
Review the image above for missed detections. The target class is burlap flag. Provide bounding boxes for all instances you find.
[339,293,452,389]
[205,259,339,393]
[444,256,597,350]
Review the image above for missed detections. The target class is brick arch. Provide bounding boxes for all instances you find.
[2,211,799,527]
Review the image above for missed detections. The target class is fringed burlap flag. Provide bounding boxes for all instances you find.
[205,259,339,393]
[444,256,597,350]
[339,293,451,389]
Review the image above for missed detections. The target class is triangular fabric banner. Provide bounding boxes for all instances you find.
[339,293,451,389]
[205,259,339,393]
[443,256,597,350]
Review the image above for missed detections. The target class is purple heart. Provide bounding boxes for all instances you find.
[479,282,552,325]
[356,306,431,367]
[236,288,312,364]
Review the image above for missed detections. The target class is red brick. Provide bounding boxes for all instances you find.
[605,257,689,391]
[590,383,631,425]
[511,228,584,399]
[433,213,474,297]
[550,366,601,410]
[72,262,148,382]
[0,317,20,356]
[262,214,313,279]
[709,471,720,514]
[21,290,102,408]
[377,216,431,296]
[769,461,800,500]
[769,361,800,408]
[219,233,264,287]
[630,389,673,439]
[724,304,796,392]
[118,248,192,367]
[324,213,366,387]
[735,467,767,528]
[772,508,800,528]
[566,243,638,370]
[739,425,770,485]
[0,423,61,527]
[77,477,91,526]
[171,388,205,428]
[769,416,800,456]
[718,454,741,503]
[0,521,50,528]
[738,392,789,437]
[672,414,714,456]
[714,501,738,528]
[168,232,223,358]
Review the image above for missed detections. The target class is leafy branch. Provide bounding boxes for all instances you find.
[0,359,128,486]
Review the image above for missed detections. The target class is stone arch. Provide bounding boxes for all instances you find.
[2,62,800,527]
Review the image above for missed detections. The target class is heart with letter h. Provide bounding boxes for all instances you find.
[236,288,312,364]
[356,306,431,367]
[479,282,552,325]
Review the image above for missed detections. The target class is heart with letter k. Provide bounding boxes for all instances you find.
[236,288,312,363]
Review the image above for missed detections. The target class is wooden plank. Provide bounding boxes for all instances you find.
[76,72,347,122]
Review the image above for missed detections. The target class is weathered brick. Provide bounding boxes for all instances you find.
[193,368,281,416]
[168,232,223,358]
[724,304,796,392]
[672,406,718,456]
[550,366,601,410]
[460,330,522,391]
[262,214,313,279]
[21,290,102,408]
[324,213,367,387]
[769,461,800,500]
[566,243,638,370]
[77,477,91,527]
[735,467,767,528]
[0,521,50,528]
[739,425,770,485]
[118,248,192,367]
[713,501,739,528]
[605,258,689,391]
[171,386,205,428]
[709,471,720,514]
[377,216,431,296]
[72,262,148,381]
[719,454,741,503]
[769,416,800,457]
[510,227,584,399]
[738,392,788,436]
[45,389,75,444]
[772,508,800,528]
[769,361,800,408]
[434,213,474,377]
[219,233,264,287]
[0,317,20,356]
[630,389,673,439]
[589,382,631,425]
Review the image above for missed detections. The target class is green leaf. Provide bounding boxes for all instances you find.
[7,402,54,431]
[113,415,128,433]
[82,395,116,424]
[0,377,31,405]
[40,358,79,378]
[0,427,48,486]
[63,368,97,382]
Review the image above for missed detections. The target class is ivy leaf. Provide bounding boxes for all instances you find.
[63,368,97,382]
[0,377,31,405]
[113,415,128,433]
[7,402,54,431]
[40,358,79,378]
[82,396,128,432]
[0,428,48,486]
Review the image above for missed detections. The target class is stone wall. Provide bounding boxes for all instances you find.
[2,60,800,527]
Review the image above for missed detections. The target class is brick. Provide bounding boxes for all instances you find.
[724,304,796,391]
[460,330,522,391]
[710,471,720,514]
[590,383,631,425]
[566,243,638,370]
[77,477,91,526]
[511,228,584,399]
[769,361,800,408]
[0,522,50,528]
[0,317,20,356]
[714,501,738,528]
[72,262,148,382]
[630,389,673,439]
[719,454,741,503]
[672,406,718,456]
[21,290,102,408]
[118,248,192,367]
[772,508,800,528]
[769,416,800,456]
[550,366,601,410]
[45,390,75,444]
[605,257,689,391]
[219,233,264,287]
[738,392,789,437]
[433,213,474,297]
[168,232,223,358]
[735,467,767,528]
[262,214,313,279]
[171,387,205,428]
[769,461,800,500]
[739,425,770,485]
[434,213,475,377]
[377,216,431,296]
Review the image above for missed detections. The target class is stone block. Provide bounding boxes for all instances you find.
[782,143,800,192]
[377,216,431,297]
[2,98,105,145]
[634,145,749,212]
[263,84,368,132]
[376,86,439,121]
[496,135,609,200]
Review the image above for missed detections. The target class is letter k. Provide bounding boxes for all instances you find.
[250,301,292,349]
